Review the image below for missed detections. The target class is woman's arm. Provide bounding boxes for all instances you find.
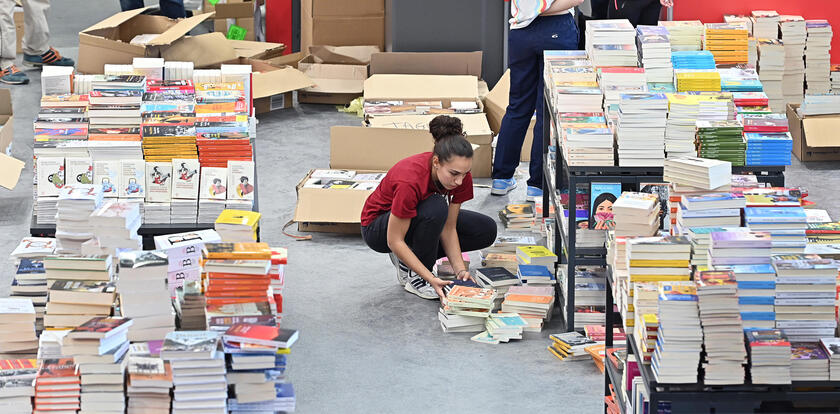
[542,0,584,15]
[439,202,472,281]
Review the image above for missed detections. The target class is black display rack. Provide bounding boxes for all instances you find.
[541,86,787,333]
[603,266,840,413]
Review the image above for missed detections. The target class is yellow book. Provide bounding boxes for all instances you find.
[628,259,691,267]
[629,274,691,282]
[215,209,261,229]
[547,345,566,360]
[516,245,557,260]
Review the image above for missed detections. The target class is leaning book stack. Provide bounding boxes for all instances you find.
[117,250,176,341]
[695,270,746,385]
[651,281,702,384]
[616,93,667,166]
[34,357,80,413]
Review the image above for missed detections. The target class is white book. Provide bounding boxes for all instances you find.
[41,65,74,96]
[171,158,200,200]
[66,157,93,186]
[200,167,228,200]
[146,162,173,203]
[227,160,254,201]
[311,169,355,180]
[133,57,164,81]
[37,157,65,196]
[120,159,146,198]
[94,160,120,198]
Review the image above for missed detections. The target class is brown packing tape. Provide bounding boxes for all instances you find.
[0,153,24,190]
[309,45,380,65]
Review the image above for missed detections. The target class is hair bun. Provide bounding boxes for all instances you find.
[429,115,463,142]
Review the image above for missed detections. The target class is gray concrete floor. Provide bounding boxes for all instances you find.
[2,1,840,412]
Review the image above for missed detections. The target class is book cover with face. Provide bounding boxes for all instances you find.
[120,159,146,198]
[36,157,65,197]
[227,160,254,201]
[200,167,228,200]
[171,158,200,200]
[146,162,172,203]
[93,160,120,198]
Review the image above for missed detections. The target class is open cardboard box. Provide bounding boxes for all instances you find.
[214,57,314,114]
[0,89,22,190]
[77,8,214,74]
[212,0,257,41]
[294,169,382,233]
[301,0,385,52]
[787,104,840,161]
[484,69,534,162]
[331,114,493,178]
[297,45,378,105]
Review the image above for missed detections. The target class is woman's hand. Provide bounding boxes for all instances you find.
[431,277,453,303]
[660,0,673,7]
[456,269,474,282]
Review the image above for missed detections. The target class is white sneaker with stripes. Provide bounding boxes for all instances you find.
[404,274,438,300]
[389,252,410,286]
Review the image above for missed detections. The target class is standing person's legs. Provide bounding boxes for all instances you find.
[491,21,539,193]
[0,0,16,69]
[637,0,662,26]
[158,0,186,19]
[20,0,48,57]
[119,0,145,11]
[434,210,498,260]
[529,13,579,190]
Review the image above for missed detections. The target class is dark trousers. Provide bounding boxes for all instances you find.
[492,13,579,188]
[607,0,662,26]
[120,0,186,19]
[361,195,497,272]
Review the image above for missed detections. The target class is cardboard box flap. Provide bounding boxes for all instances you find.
[0,153,24,190]
[0,89,12,115]
[148,12,214,46]
[370,52,482,77]
[306,78,363,94]
[483,69,510,134]
[81,7,149,33]
[367,113,492,138]
[364,74,478,101]
[253,67,314,98]
[163,32,237,68]
[262,52,304,68]
[309,45,379,65]
[803,117,840,147]
[229,39,285,59]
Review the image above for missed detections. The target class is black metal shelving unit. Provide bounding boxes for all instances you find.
[541,87,787,333]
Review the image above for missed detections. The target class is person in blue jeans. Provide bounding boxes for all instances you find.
[492,0,582,199]
[120,0,186,19]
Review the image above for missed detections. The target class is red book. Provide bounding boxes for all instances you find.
[599,66,645,74]
[36,358,79,385]
[68,316,133,340]
[223,323,298,348]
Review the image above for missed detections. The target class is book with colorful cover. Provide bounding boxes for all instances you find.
[710,231,772,248]
[590,183,621,229]
[35,358,79,384]
[658,281,698,301]
[204,242,271,260]
[223,324,298,348]
[746,329,790,347]
[69,317,133,339]
[696,270,736,287]
[744,207,807,223]
[790,343,829,360]
[160,331,219,359]
[516,246,558,260]
[807,222,840,234]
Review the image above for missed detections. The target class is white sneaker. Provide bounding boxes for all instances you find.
[389,252,410,285]
[404,274,439,300]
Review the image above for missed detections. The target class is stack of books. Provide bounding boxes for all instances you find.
[715,263,777,330]
[54,184,103,255]
[651,281,702,383]
[636,25,672,82]
[779,16,807,106]
[612,192,660,236]
[498,203,535,231]
[215,209,260,242]
[154,229,221,294]
[34,157,63,225]
[719,68,764,92]
[709,232,775,329]
[745,207,808,254]
[195,82,247,118]
[804,20,833,94]
[195,115,252,168]
[439,283,487,333]
[831,64,840,92]
[269,247,287,314]
[558,267,607,330]
[742,114,793,166]
[746,329,791,384]
[670,51,716,69]
[664,156,732,191]
[141,80,197,164]
[175,281,206,330]
[543,51,602,113]
[695,270,746,385]
[771,254,838,342]
[516,246,557,273]
[790,343,830,381]
[160,331,227,414]
[799,94,840,115]
[516,263,555,286]
[751,10,780,40]
[665,95,706,157]
[170,158,200,224]
[0,358,38,412]
[202,242,275,331]
[117,250,175,341]
[44,274,115,330]
[659,20,703,51]
[34,358,80,412]
[819,338,840,380]
[89,200,142,256]
[704,23,749,65]
[734,92,772,114]
[561,123,615,167]
[501,285,554,332]
[547,332,598,360]
[12,258,47,332]
[62,317,133,413]
[89,75,145,143]
[634,310,659,364]
[599,66,647,119]
[222,323,297,412]
[126,351,173,414]
[697,92,735,122]
[757,39,786,112]
[480,251,518,274]
[696,120,746,165]
[37,330,69,361]
[676,71,721,92]
[476,313,527,344]
[617,93,667,166]
[585,19,638,67]
[0,299,38,357]
[474,267,520,307]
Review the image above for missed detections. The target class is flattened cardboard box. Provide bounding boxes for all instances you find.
[787,104,840,162]
[77,8,214,74]
[297,46,378,105]
[330,120,492,178]
[484,69,535,162]
[294,169,383,231]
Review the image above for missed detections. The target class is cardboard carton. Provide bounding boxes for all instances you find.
[787,104,840,161]
[364,74,481,111]
[369,52,483,77]
[294,169,382,232]
[212,0,257,41]
[213,57,314,114]
[297,46,378,105]
[331,114,493,178]
[301,0,385,52]
[484,69,535,162]
[0,89,22,190]
[77,8,214,74]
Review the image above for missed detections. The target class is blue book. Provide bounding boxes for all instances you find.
[739,296,775,305]
[518,264,552,278]
[744,207,807,223]
[16,258,45,275]
[736,281,776,289]
[740,311,776,321]
[719,263,776,274]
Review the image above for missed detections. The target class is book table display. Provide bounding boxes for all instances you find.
[30,139,260,250]
[540,85,786,332]
[603,266,840,413]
